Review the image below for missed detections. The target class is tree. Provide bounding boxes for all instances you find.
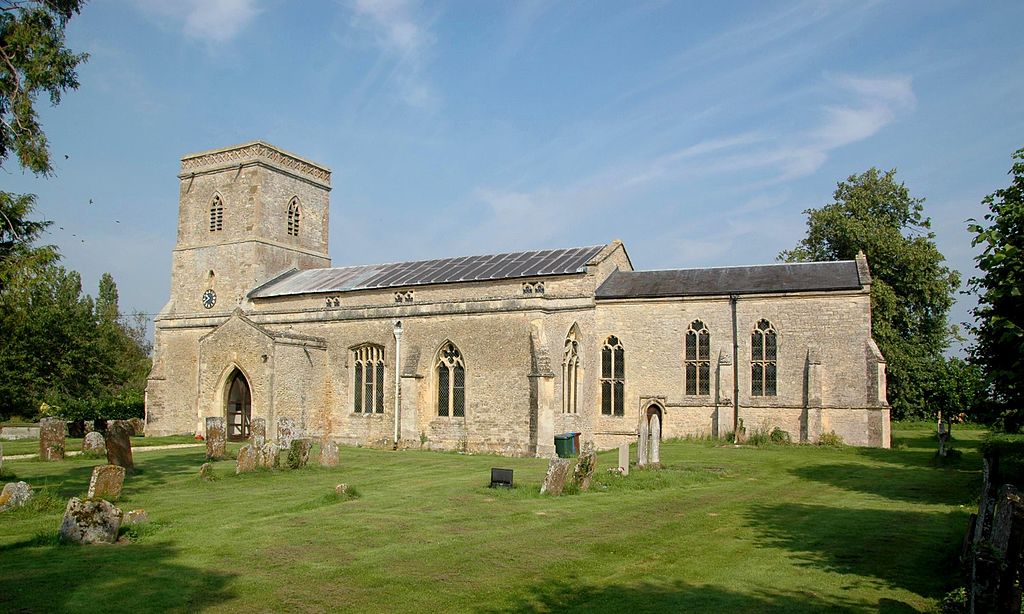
[781,168,961,419]
[969,147,1024,431]
[0,0,86,291]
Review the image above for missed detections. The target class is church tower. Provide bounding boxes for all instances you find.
[167,141,331,315]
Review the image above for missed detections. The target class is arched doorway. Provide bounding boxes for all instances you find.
[226,370,251,441]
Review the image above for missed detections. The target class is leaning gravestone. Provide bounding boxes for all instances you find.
[105,420,135,469]
[87,465,126,500]
[59,497,122,544]
[39,417,66,461]
[250,418,267,448]
[319,440,340,467]
[540,458,573,496]
[0,481,33,512]
[618,443,629,476]
[82,431,106,457]
[205,417,226,460]
[277,417,298,448]
[572,447,598,492]
[236,444,258,474]
[287,438,312,469]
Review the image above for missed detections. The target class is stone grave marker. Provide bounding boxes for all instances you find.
[250,418,267,448]
[572,446,598,492]
[128,417,145,436]
[287,438,312,469]
[277,417,298,448]
[236,444,258,474]
[319,440,340,467]
[105,420,135,469]
[39,417,66,461]
[540,458,573,496]
[0,481,32,512]
[205,417,226,460]
[637,416,649,468]
[87,465,126,500]
[618,443,629,476]
[82,431,106,457]
[123,509,149,525]
[650,414,661,465]
[59,497,122,544]
[260,443,281,469]
[198,462,215,480]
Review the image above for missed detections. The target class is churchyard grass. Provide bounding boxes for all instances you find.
[0,435,198,457]
[0,423,981,612]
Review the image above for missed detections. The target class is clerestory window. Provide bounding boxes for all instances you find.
[751,319,777,396]
[685,320,711,395]
[353,344,385,413]
[436,342,465,418]
[601,335,625,416]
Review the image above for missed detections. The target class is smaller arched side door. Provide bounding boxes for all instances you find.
[226,371,252,441]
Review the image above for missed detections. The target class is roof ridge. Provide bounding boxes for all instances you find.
[630,259,857,274]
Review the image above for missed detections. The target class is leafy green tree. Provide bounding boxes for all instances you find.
[0,0,86,292]
[969,147,1024,431]
[781,168,960,419]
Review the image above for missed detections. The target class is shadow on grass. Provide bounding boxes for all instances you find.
[790,463,980,505]
[853,432,985,470]
[0,539,237,612]
[483,578,917,613]
[746,503,967,597]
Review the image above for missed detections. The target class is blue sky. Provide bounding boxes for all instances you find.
[6,1,1023,348]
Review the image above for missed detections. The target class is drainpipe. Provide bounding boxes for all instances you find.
[730,294,740,441]
[393,320,403,449]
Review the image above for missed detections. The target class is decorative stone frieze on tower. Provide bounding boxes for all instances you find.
[169,141,331,315]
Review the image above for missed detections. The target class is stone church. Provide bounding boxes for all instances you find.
[144,141,891,456]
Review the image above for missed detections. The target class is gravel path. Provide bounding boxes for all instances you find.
[3,442,203,461]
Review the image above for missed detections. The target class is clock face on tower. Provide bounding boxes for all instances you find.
[202,289,217,309]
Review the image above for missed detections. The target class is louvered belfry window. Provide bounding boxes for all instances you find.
[685,320,711,395]
[287,197,300,236]
[436,342,465,417]
[353,344,385,413]
[209,195,224,232]
[751,319,778,396]
[601,336,625,416]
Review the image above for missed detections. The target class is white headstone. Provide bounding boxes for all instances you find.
[649,414,661,465]
[638,416,649,467]
[618,443,629,476]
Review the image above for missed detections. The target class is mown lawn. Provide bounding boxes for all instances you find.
[0,423,982,613]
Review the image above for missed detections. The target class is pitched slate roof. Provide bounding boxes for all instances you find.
[248,244,607,299]
[595,260,864,299]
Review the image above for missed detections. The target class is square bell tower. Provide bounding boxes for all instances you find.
[168,141,332,314]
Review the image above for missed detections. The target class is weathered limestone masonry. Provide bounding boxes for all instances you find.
[145,141,890,456]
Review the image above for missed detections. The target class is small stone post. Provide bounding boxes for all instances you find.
[39,417,66,461]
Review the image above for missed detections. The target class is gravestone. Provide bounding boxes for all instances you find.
[105,420,135,469]
[87,465,126,500]
[84,420,96,434]
[59,497,122,544]
[335,483,350,495]
[236,444,258,474]
[82,431,106,457]
[263,443,282,469]
[250,418,267,448]
[287,438,312,469]
[205,417,226,460]
[198,462,215,480]
[319,440,340,467]
[650,414,661,465]
[0,481,32,512]
[572,447,598,492]
[618,443,629,476]
[123,509,149,525]
[540,458,573,496]
[128,417,145,436]
[277,417,298,448]
[39,417,66,461]
[637,416,649,468]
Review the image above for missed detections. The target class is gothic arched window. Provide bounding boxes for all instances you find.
[751,319,777,396]
[562,326,580,414]
[436,342,465,417]
[601,335,624,416]
[287,197,301,237]
[209,194,224,232]
[353,344,385,413]
[685,320,711,395]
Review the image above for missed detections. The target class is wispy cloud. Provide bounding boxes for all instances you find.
[132,0,261,44]
[348,0,438,109]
